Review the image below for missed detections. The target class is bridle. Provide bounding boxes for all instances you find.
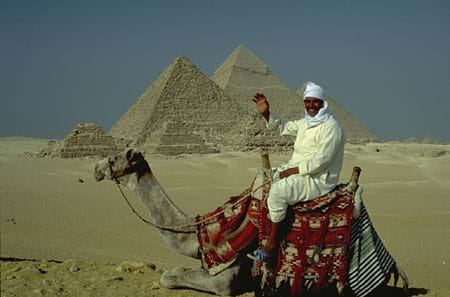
[110,153,151,180]
[109,154,270,234]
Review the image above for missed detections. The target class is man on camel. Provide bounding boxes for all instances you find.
[252,81,345,261]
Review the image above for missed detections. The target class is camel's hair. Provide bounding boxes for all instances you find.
[94,149,408,296]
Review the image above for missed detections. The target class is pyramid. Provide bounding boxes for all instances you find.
[212,45,304,119]
[296,83,377,141]
[109,57,252,155]
[212,45,304,149]
[61,123,126,158]
[213,45,376,143]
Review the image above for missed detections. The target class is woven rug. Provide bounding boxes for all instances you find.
[196,173,396,296]
[196,185,260,275]
[257,184,354,296]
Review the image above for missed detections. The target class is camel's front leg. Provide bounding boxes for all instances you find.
[160,264,254,296]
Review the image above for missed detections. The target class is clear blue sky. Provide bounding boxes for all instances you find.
[1,0,449,142]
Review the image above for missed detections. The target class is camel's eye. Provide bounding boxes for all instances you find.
[109,157,117,165]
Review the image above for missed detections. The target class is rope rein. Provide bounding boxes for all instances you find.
[114,178,271,234]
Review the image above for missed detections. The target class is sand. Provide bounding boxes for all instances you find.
[1,137,449,296]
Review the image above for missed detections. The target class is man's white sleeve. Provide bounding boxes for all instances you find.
[298,122,343,176]
[266,113,300,137]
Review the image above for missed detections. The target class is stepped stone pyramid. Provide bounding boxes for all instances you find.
[61,123,125,158]
[109,57,252,155]
[296,84,376,141]
[212,45,304,148]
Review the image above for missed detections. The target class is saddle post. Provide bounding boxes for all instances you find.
[260,148,271,170]
[349,166,362,192]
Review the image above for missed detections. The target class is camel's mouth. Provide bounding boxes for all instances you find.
[94,159,112,182]
[94,170,105,181]
[94,165,105,181]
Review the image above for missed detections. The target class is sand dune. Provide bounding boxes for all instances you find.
[1,137,449,296]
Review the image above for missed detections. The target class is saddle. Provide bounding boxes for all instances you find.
[255,170,354,296]
[197,169,355,296]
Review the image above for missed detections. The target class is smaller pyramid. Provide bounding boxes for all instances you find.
[61,123,125,158]
[109,57,252,155]
[297,83,377,141]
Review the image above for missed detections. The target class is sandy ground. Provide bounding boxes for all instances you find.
[1,137,449,296]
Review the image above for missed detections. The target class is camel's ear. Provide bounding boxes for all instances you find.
[126,149,134,161]
[126,149,143,163]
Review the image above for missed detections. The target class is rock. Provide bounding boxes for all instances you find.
[115,261,146,273]
[32,288,46,295]
[5,218,16,224]
[150,281,160,290]
[68,265,80,272]
[6,274,16,280]
[106,276,124,282]
[19,265,44,278]
[115,265,127,273]
[146,262,156,270]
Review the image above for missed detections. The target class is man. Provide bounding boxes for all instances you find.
[252,81,345,260]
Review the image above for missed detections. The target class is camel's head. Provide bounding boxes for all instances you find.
[94,148,151,183]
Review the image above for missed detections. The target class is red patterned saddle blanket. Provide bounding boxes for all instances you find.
[196,185,260,275]
[196,175,354,294]
[258,185,354,296]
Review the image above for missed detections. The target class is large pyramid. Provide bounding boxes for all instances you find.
[212,45,303,149]
[109,57,252,155]
[296,84,376,141]
[213,45,376,142]
[212,45,304,119]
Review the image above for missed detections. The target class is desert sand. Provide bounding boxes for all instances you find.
[1,137,449,296]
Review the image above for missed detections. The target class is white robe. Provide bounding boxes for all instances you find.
[266,113,345,223]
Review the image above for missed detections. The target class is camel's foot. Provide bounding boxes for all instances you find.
[160,266,202,287]
[160,265,247,296]
[393,263,409,291]
[160,270,179,289]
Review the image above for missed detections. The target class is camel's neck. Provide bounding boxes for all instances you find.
[126,173,200,258]
[131,173,194,226]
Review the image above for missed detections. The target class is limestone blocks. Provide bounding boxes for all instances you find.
[60,123,126,158]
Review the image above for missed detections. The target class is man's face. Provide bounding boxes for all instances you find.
[304,97,324,117]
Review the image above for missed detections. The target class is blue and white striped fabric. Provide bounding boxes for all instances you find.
[348,202,395,297]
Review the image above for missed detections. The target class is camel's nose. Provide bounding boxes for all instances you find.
[94,164,105,181]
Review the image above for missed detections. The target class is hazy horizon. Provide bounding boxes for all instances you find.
[1,1,449,142]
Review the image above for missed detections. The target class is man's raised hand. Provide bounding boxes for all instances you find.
[252,93,270,121]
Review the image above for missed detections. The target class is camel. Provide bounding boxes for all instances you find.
[94,148,408,296]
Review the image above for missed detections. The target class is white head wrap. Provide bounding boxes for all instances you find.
[303,81,332,127]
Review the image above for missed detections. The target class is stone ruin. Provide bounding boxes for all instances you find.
[60,123,126,158]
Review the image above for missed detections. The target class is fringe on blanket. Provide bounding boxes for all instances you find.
[348,201,395,297]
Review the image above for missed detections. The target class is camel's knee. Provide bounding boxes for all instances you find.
[160,271,178,288]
